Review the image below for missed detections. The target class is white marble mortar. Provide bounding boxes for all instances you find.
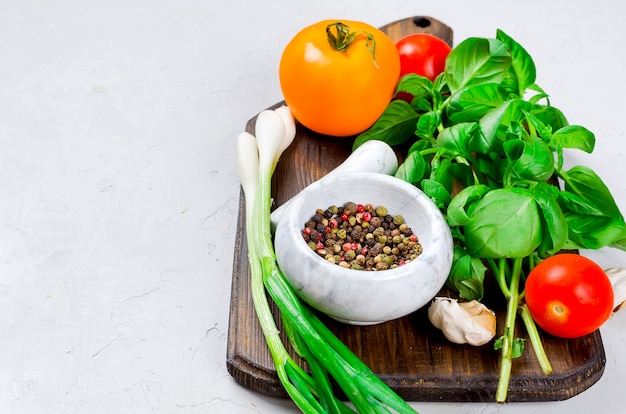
[274,171,454,325]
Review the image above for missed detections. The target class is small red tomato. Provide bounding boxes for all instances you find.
[395,33,451,81]
[525,254,614,339]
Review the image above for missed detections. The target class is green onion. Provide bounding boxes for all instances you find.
[236,106,418,413]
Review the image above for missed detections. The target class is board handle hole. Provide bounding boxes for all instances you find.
[412,17,432,28]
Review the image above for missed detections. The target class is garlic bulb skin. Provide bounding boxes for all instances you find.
[604,267,626,315]
[428,297,497,346]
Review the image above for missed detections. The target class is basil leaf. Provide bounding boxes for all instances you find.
[447,184,491,227]
[496,29,537,96]
[352,100,418,149]
[464,187,542,258]
[444,37,512,94]
[437,122,478,158]
[421,178,450,209]
[530,104,569,132]
[533,182,568,256]
[416,110,441,140]
[552,125,595,153]
[447,83,506,123]
[564,214,626,250]
[504,137,555,182]
[562,165,623,220]
[476,99,530,154]
[396,74,434,102]
[511,338,525,359]
[394,150,427,185]
[446,245,488,301]
[522,109,554,142]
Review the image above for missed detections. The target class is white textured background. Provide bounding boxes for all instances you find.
[1,0,625,413]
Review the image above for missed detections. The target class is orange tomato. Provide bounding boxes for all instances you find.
[279,20,400,137]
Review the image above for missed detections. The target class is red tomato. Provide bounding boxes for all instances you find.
[279,20,400,137]
[524,254,614,339]
[395,33,451,81]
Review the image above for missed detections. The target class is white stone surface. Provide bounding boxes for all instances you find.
[1,0,625,413]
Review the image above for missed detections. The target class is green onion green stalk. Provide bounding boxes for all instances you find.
[236,106,418,413]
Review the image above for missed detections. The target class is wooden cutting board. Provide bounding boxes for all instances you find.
[226,16,606,402]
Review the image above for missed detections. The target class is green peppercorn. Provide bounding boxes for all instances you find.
[393,215,404,225]
[336,228,347,240]
[375,205,388,217]
[344,249,356,261]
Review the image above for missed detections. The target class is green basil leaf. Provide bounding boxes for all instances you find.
[533,182,568,256]
[444,37,512,94]
[511,338,525,359]
[464,187,542,258]
[562,165,623,220]
[445,245,488,301]
[394,150,428,185]
[530,104,569,132]
[421,178,451,209]
[407,138,434,154]
[396,73,434,101]
[558,190,606,217]
[447,184,491,227]
[416,110,441,140]
[352,100,419,149]
[494,336,504,351]
[564,214,626,250]
[552,125,596,153]
[504,137,555,182]
[526,83,550,105]
[522,109,553,141]
[476,99,530,154]
[496,29,537,96]
[558,184,626,250]
[447,83,506,123]
[436,122,478,158]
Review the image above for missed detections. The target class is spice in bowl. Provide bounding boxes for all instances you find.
[301,201,423,270]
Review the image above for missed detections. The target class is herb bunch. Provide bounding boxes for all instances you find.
[353,29,626,402]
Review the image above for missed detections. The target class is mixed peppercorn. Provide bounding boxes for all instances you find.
[301,201,423,270]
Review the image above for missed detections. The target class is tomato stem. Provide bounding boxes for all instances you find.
[326,22,377,66]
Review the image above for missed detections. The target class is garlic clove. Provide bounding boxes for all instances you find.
[459,300,497,336]
[604,267,626,315]
[428,297,496,346]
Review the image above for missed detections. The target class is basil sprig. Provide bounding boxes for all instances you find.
[353,29,626,402]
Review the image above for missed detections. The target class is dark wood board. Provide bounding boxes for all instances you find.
[226,16,606,403]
